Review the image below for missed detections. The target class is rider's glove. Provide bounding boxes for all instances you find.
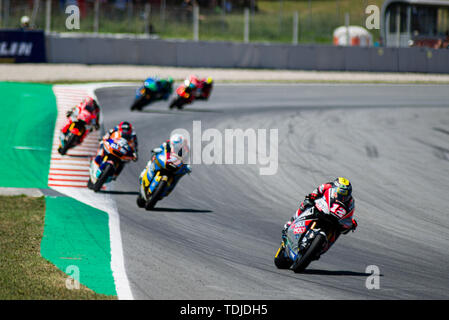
[66,110,73,118]
[300,196,315,211]
[282,219,293,235]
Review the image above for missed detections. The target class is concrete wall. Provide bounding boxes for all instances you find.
[46,34,449,73]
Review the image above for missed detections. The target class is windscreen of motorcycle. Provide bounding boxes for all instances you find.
[287,209,315,253]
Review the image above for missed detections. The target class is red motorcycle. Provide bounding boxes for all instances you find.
[168,80,196,110]
[274,188,355,273]
[58,120,87,155]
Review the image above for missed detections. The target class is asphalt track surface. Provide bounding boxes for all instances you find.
[96,83,449,300]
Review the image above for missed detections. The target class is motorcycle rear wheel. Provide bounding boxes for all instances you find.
[292,233,326,273]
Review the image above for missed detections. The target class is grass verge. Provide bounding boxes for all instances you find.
[0,195,116,300]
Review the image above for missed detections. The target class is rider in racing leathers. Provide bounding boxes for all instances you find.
[139,133,191,195]
[94,121,138,180]
[142,76,174,101]
[188,75,213,100]
[283,177,358,250]
[61,96,100,144]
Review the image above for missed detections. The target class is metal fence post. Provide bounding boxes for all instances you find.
[0,0,3,28]
[160,0,166,30]
[94,0,100,34]
[193,3,199,41]
[345,12,350,46]
[144,3,151,35]
[31,0,40,29]
[45,0,51,33]
[292,11,298,45]
[244,7,250,43]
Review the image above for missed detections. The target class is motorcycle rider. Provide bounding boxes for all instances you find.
[139,133,191,195]
[94,121,138,180]
[283,177,358,250]
[142,76,174,101]
[60,96,100,145]
[169,79,197,108]
[188,75,214,100]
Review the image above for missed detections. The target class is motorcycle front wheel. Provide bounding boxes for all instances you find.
[93,163,114,192]
[274,244,293,269]
[145,179,167,210]
[59,133,76,155]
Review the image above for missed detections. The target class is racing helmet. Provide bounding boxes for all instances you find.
[118,121,133,140]
[84,97,99,113]
[169,133,190,162]
[184,79,196,91]
[206,77,213,85]
[334,177,352,202]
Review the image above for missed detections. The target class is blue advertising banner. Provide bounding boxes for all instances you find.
[0,30,47,63]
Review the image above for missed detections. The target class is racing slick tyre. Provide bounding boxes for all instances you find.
[87,178,94,190]
[145,179,167,210]
[93,163,113,192]
[136,194,146,208]
[292,233,326,273]
[169,97,185,110]
[274,245,293,269]
[130,95,147,111]
[59,133,75,155]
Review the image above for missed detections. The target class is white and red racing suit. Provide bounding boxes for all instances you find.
[61,97,100,143]
[284,181,358,249]
[188,75,213,100]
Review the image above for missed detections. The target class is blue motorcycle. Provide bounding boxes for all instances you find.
[130,78,172,111]
[137,148,190,210]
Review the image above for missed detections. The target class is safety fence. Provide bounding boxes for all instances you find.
[46,33,449,73]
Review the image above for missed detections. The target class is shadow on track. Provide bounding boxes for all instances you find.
[99,190,139,195]
[148,207,213,213]
[302,269,383,277]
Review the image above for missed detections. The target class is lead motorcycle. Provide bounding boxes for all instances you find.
[88,132,136,192]
[137,148,189,210]
[274,194,351,273]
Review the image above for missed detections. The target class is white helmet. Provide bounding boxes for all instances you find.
[21,16,30,26]
[169,134,190,162]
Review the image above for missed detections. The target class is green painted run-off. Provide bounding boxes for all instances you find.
[41,196,117,296]
[0,82,57,188]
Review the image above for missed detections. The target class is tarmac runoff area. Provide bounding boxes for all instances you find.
[1,63,449,83]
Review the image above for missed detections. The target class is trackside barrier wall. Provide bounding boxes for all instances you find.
[45,34,449,73]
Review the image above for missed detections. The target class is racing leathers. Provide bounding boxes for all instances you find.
[94,126,138,179]
[61,97,100,143]
[139,140,191,196]
[283,181,358,250]
[143,77,173,101]
[188,75,213,100]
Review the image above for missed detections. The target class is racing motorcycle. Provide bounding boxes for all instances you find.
[274,195,350,273]
[130,84,157,111]
[87,132,136,192]
[137,148,187,210]
[168,83,195,110]
[58,120,86,155]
